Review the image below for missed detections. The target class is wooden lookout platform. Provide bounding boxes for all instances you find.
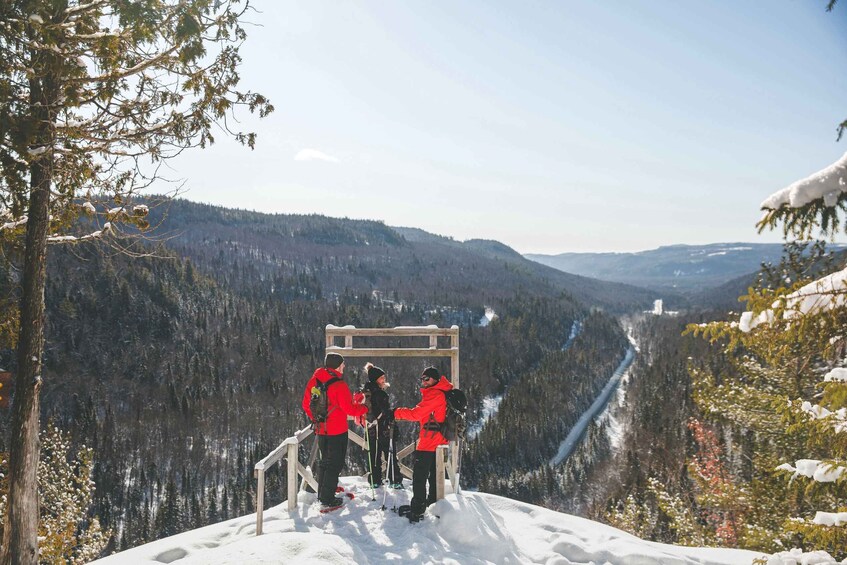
[253,325,461,535]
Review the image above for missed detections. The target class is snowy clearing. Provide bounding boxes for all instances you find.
[92,476,762,565]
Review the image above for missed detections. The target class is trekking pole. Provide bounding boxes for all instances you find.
[381,420,389,510]
[387,424,397,512]
[363,419,376,501]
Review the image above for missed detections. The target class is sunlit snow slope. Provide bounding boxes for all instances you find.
[92,476,763,565]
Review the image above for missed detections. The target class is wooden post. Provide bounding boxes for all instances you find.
[255,468,265,536]
[435,444,447,501]
[287,442,298,511]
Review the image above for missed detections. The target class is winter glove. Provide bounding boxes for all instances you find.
[353,392,365,404]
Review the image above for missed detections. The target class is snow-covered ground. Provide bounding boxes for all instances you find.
[466,394,503,440]
[93,476,761,565]
[562,320,582,351]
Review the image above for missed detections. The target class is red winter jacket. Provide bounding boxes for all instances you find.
[394,376,453,451]
[302,367,367,436]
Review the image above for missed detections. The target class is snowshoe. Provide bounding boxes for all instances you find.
[407,512,424,523]
[319,497,344,513]
[390,482,404,489]
[345,492,355,500]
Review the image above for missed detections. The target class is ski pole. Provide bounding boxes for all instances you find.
[363,418,376,500]
[387,423,397,512]
[380,420,389,510]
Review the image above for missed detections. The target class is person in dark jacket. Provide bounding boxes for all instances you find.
[394,366,452,522]
[357,363,403,489]
[302,352,368,510]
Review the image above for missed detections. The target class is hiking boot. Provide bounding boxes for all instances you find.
[320,496,344,512]
[398,504,412,517]
[407,511,424,523]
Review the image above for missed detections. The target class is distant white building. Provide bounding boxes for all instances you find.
[652,299,663,315]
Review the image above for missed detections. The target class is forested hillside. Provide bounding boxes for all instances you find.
[0,199,640,555]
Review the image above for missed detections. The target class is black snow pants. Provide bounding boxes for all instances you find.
[411,449,438,515]
[317,432,348,504]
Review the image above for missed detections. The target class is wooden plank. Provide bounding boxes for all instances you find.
[300,439,319,493]
[325,347,456,357]
[396,440,417,460]
[294,425,314,443]
[325,326,459,337]
[297,462,318,492]
[399,463,413,480]
[255,441,288,471]
[348,429,366,449]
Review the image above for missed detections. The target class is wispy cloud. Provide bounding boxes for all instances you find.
[294,148,339,163]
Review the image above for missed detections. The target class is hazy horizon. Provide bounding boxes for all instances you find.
[164,1,846,254]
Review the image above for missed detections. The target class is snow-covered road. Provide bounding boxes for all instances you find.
[550,345,636,466]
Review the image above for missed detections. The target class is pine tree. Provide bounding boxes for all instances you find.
[0,1,272,560]
[691,151,847,559]
[0,426,109,563]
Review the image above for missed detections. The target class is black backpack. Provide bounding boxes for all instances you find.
[424,388,468,441]
[309,377,341,425]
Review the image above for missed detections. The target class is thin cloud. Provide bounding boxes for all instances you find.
[294,148,339,163]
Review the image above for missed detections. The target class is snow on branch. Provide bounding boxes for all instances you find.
[1,217,28,231]
[798,400,847,434]
[46,223,111,244]
[739,267,847,332]
[812,511,847,527]
[776,459,846,483]
[761,151,847,210]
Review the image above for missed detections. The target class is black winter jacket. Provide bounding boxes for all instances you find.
[361,381,394,438]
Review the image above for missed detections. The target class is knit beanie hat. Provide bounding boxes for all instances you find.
[365,362,386,382]
[324,352,344,370]
[421,366,440,380]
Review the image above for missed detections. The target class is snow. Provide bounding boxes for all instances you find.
[767,548,845,565]
[761,151,847,210]
[824,368,847,382]
[813,512,847,527]
[777,459,846,483]
[466,395,503,440]
[739,266,847,332]
[478,307,498,327]
[92,476,761,565]
[0,216,27,231]
[550,346,636,466]
[562,320,582,351]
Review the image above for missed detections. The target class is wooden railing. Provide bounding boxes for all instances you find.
[253,325,461,535]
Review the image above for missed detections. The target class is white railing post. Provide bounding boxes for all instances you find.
[287,441,298,511]
[435,444,448,501]
[255,467,265,535]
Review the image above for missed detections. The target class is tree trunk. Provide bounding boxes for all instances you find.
[1,59,56,565]
[2,163,50,565]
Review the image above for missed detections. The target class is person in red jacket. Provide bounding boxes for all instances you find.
[394,366,453,522]
[302,352,368,510]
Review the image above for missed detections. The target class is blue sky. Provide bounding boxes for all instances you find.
[170,1,847,253]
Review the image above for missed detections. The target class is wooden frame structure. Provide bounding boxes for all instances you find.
[253,325,460,535]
